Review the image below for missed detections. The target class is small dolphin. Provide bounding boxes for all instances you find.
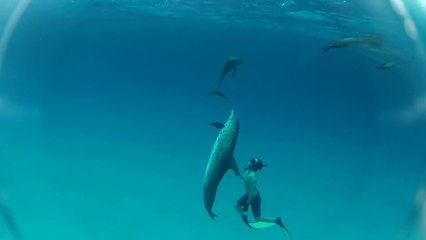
[203,109,241,219]
[322,36,380,53]
[361,45,409,70]
[210,57,243,98]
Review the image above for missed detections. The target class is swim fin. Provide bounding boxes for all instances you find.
[275,217,294,240]
[242,215,294,240]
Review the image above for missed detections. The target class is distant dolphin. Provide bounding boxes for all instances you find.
[359,45,410,70]
[322,36,380,53]
[210,57,243,98]
[203,109,241,219]
[323,36,409,70]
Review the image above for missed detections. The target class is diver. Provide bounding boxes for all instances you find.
[235,158,294,239]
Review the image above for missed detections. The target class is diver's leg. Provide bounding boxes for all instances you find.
[235,194,249,217]
[251,191,276,223]
[234,204,246,216]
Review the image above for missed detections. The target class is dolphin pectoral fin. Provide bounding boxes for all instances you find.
[209,122,225,129]
[322,45,332,53]
[376,61,394,70]
[232,67,238,78]
[209,211,218,219]
[209,90,226,98]
[230,157,241,176]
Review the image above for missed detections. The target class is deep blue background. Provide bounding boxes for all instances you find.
[0,1,425,240]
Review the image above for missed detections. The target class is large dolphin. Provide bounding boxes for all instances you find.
[203,109,241,219]
[210,57,243,98]
[322,36,409,69]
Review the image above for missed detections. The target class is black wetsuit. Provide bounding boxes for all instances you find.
[236,190,261,218]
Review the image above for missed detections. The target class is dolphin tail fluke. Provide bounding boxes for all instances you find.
[209,90,226,98]
[208,211,218,219]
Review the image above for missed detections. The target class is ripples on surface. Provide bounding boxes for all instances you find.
[24,0,400,39]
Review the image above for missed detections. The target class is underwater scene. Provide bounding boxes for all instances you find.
[0,0,426,240]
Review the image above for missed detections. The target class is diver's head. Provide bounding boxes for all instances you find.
[246,158,267,171]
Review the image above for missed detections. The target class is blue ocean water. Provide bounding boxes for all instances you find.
[0,0,425,240]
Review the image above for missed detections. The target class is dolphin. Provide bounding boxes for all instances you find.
[322,36,409,70]
[322,36,380,53]
[210,57,243,98]
[358,45,410,70]
[203,109,241,219]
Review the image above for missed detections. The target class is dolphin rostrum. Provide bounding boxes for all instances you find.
[210,57,243,98]
[203,109,241,219]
